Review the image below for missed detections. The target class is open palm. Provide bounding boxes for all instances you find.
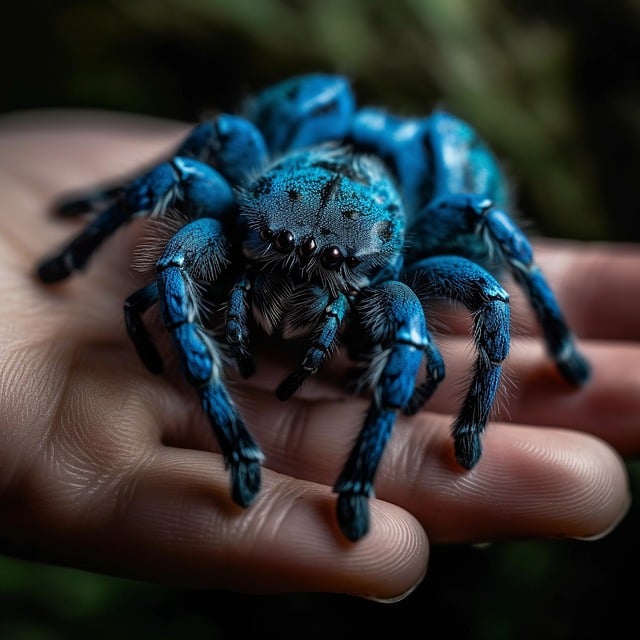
[0,110,637,601]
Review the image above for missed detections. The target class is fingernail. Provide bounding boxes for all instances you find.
[354,566,427,604]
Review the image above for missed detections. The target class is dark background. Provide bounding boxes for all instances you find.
[1,1,639,638]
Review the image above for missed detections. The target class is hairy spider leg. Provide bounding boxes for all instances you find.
[275,291,349,400]
[124,282,163,374]
[175,114,269,187]
[155,217,264,507]
[406,255,510,470]
[333,281,429,541]
[348,108,436,218]
[344,315,445,417]
[403,332,446,416]
[36,158,234,283]
[226,270,255,379]
[416,193,590,385]
[51,115,267,222]
[245,73,356,157]
[350,107,589,387]
[480,202,590,384]
[346,258,446,416]
[52,185,124,218]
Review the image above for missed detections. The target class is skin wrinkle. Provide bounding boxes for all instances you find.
[229,476,314,553]
[41,396,116,509]
[110,454,237,559]
[230,480,427,596]
[511,437,609,505]
[33,343,163,518]
[242,388,357,477]
[262,398,313,470]
[370,410,629,542]
[379,411,446,497]
[111,458,425,597]
[506,434,624,537]
[10,343,76,486]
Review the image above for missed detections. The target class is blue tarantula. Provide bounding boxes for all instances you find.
[36,73,590,541]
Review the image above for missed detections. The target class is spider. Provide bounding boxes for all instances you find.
[36,73,590,541]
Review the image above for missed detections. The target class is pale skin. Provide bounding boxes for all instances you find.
[0,110,638,602]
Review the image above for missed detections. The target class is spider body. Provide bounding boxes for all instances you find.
[37,73,590,541]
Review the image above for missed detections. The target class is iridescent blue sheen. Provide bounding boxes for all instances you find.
[37,73,590,542]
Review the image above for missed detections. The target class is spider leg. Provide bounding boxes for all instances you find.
[349,109,510,222]
[37,199,131,282]
[275,292,349,400]
[416,194,590,385]
[245,73,355,156]
[334,281,429,541]
[124,281,163,374]
[155,217,263,507]
[52,115,266,221]
[346,304,445,415]
[226,271,255,379]
[36,158,234,283]
[403,335,445,415]
[348,107,432,216]
[53,185,124,218]
[480,201,590,384]
[175,115,268,187]
[406,255,511,471]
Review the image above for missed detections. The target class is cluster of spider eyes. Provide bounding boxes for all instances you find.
[259,227,360,270]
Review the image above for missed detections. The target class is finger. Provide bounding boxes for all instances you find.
[381,414,631,543]
[10,344,428,601]
[417,336,640,456]
[151,335,632,545]
[411,241,640,342]
[228,388,630,544]
[84,327,631,547]
[87,352,625,551]
[0,114,187,305]
[511,241,640,340]
[24,446,428,601]
[499,340,640,455]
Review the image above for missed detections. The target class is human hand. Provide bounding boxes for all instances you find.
[0,110,636,602]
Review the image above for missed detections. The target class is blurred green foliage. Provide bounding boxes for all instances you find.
[3,0,639,241]
[2,1,639,638]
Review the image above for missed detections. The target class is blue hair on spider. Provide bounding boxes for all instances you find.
[36,72,590,542]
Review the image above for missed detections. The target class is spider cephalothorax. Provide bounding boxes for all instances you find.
[36,73,590,541]
[240,146,404,296]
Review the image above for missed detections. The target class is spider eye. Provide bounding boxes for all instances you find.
[274,229,295,253]
[320,245,344,269]
[299,236,317,258]
[345,255,360,269]
[259,227,273,241]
